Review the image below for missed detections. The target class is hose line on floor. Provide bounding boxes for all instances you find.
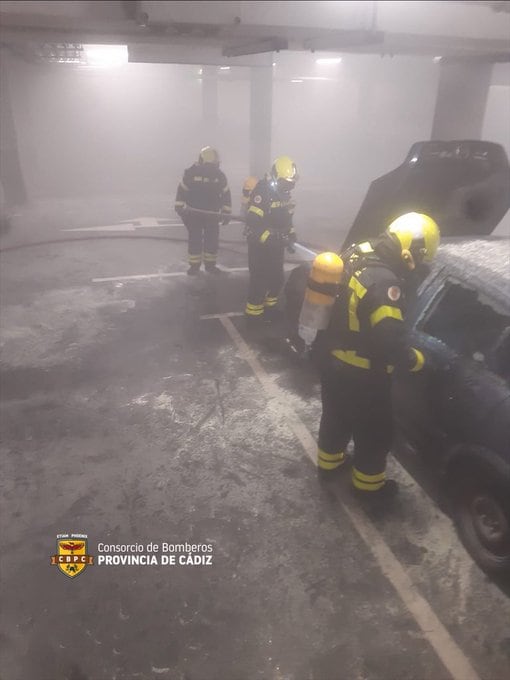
[0,233,319,264]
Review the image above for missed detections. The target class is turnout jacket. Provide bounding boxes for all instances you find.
[325,236,425,373]
[175,163,231,216]
[246,178,296,244]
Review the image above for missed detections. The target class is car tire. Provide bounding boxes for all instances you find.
[450,463,510,577]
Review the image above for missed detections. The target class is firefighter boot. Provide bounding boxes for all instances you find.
[187,263,201,276]
[352,479,399,506]
[205,263,222,276]
[245,314,265,330]
[264,306,283,325]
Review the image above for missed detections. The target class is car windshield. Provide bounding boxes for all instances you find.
[420,280,510,383]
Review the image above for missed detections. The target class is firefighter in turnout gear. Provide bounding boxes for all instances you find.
[317,212,440,500]
[175,146,232,275]
[244,156,298,324]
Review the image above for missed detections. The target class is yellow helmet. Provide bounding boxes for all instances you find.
[387,212,440,267]
[199,146,220,165]
[271,156,298,188]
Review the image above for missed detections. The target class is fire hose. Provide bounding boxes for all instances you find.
[0,208,318,261]
[182,207,317,260]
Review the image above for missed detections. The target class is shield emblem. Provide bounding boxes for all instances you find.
[51,538,93,578]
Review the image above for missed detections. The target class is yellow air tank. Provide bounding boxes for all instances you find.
[298,252,344,347]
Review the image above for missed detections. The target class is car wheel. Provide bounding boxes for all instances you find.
[451,470,510,576]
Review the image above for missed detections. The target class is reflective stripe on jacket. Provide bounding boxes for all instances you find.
[327,240,424,373]
[245,178,295,243]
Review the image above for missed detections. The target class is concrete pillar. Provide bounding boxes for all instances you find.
[201,65,218,138]
[431,59,493,140]
[249,66,272,177]
[0,49,27,205]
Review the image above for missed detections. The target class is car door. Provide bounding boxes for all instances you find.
[393,273,510,460]
[392,268,453,456]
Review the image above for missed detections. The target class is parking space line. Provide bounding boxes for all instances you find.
[92,263,296,284]
[200,312,245,320]
[92,268,250,283]
[220,315,317,464]
[93,272,190,282]
[218,313,480,680]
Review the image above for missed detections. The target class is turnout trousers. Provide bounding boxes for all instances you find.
[184,216,220,267]
[318,360,393,489]
[245,238,285,318]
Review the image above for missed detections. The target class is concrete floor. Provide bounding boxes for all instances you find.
[1,198,510,680]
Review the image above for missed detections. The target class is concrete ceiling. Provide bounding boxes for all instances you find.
[1,1,509,65]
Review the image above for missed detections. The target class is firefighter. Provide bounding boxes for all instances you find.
[316,212,440,500]
[175,147,232,275]
[244,156,298,324]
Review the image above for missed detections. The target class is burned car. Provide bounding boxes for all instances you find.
[285,140,510,576]
[393,237,510,576]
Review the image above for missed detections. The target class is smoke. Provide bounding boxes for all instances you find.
[3,51,509,244]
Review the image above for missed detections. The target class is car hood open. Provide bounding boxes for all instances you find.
[342,140,510,250]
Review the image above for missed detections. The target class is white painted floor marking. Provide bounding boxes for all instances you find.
[219,316,320,465]
[63,217,186,232]
[92,267,250,283]
[218,313,481,680]
[93,272,189,282]
[92,263,296,284]
[64,224,138,232]
[200,312,245,320]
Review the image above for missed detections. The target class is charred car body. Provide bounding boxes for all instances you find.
[393,238,510,576]
[285,140,510,576]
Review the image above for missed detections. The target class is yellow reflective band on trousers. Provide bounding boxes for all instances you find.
[370,305,403,327]
[352,467,385,491]
[265,296,278,307]
[222,205,231,212]
[188,254,202,263]
[245,303,264,316]
[249,205,264,218]
[203,253,217,262]
[318,448,346,470]
[410,348,425,372]
[260,230,270,243]
[175,201,186,208]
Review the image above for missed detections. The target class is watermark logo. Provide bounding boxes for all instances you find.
[50,533,94,578]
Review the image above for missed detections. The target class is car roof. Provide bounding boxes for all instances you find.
[435,237,510,313]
